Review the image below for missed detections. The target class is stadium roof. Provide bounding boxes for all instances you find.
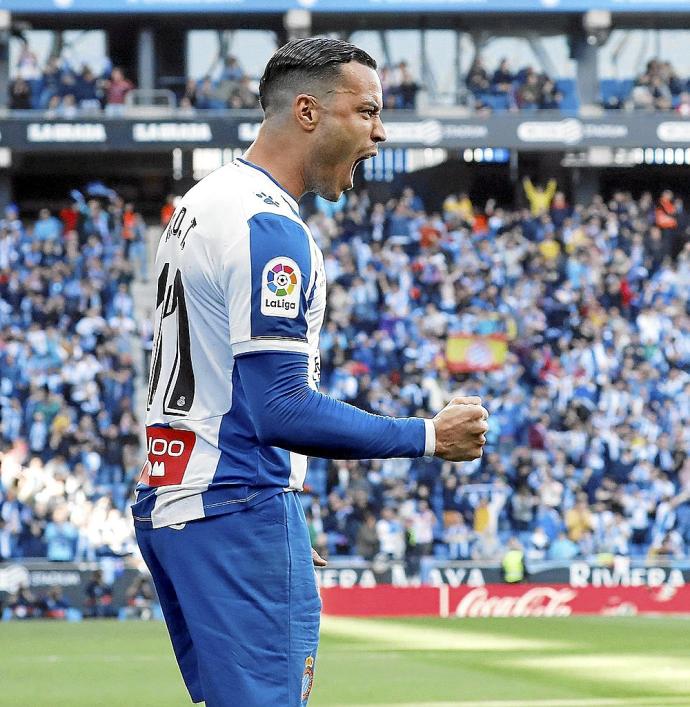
[3,0,690,14]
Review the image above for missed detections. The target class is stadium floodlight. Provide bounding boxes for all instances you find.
[582,9,611,47]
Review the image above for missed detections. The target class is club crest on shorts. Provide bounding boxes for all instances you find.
[261,256,301,319]
[301,655,315,703]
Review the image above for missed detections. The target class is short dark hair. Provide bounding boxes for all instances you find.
[259,37,377,113]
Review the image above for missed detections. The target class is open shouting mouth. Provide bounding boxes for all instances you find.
[351,150,378,179]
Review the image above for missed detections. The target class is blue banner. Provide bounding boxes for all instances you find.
[3,0,690,14]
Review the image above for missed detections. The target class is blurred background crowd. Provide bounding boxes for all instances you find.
[0,185,147,563]
[0,172,688,571]
[11,36,690,115]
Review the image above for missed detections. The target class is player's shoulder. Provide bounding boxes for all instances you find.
[180,159,303,234]
[181,161,245,217]
[232,158,304,226]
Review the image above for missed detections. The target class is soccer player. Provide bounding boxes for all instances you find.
[133,37,489,707]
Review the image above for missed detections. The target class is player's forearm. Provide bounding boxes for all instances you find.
[236,351,434,459]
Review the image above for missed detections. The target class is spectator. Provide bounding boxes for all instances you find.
[74,65,100,110]
[5,585,39,620]
[466,56,490,97]
[501,537,526,583]
[549,531,579,560]
[539,78,562,110]
[230,75,259,109]
[396,62,420,109]
[123,575,158,620]
[104,67,134,112]
[492,58,514,99]
[376,506,405,559]
[84,569,115,618]
[44,505,78,561]
[40,586,71,619]
[443,511,472,560]
[517,71,541,110]
[10,78,32,110]
[523,177,558,216]
[355,512,380,560]
[39,56,63,110]
[15,41,41,85]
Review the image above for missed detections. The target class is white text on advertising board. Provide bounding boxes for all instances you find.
[27,123,107,143]
[133,123,212,142]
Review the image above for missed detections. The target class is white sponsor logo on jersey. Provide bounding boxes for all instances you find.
[261,257,301,319]
[150,461,166,477]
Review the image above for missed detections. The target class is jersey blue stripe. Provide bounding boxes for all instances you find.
[249,212,311,342]
[208,364,292,492]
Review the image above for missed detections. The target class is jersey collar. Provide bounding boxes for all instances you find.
[237,157,300,215]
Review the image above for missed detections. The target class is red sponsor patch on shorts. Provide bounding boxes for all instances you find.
[139,427,196,487]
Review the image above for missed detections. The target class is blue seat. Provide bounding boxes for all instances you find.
[555,79,579,113]
[600,79,634,107]
[478,92,511,112]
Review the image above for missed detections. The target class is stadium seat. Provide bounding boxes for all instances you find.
[555,79,579,114]
[599,79,635,108]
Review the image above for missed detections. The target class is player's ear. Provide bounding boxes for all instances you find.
[294,94,319,133]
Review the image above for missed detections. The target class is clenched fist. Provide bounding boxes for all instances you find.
[432,396,489,462]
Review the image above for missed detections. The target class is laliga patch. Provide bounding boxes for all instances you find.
[261,256,301,319]
[300,655,315,704]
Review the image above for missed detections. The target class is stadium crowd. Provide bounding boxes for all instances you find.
[302,181,690,567]
[629,58,688,112]
[0,184,146,563]
[10,41,421,113]
[466,56,564,112]
[0,174,688,573]
[14,35,690,116]
[11,41,136,114]
[180,56,421,111]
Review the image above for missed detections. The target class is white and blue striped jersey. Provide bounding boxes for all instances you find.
[132,158,326,528]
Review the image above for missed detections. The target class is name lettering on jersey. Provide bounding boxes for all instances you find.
[140,427,196,487]
[261,257,301,319]
[164,206,197,250]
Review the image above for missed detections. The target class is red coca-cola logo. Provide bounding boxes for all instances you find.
[454,587,577,617]
[139,426,196,487]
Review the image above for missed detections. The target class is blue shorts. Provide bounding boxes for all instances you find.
[135,491,321,707]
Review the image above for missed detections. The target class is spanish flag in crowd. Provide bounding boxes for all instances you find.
[446,334,508,373]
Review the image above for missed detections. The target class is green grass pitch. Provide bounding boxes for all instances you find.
[2,616,689,706]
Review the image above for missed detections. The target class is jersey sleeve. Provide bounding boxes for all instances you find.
[223,212,312,357]
[236,351,435,459]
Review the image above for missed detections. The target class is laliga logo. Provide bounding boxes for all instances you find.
[266,262,297,297]
[262,257,301,319]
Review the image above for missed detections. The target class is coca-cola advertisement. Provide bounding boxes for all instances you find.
[320,584,690,618]
[449,584,690,617]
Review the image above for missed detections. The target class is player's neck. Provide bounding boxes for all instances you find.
[245,128,305,201]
